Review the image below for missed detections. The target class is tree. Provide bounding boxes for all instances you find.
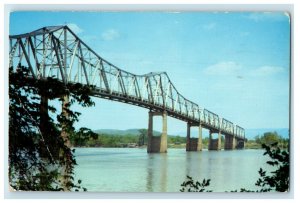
[9,65,95,191]
[71,127,98,147]
[261,132,280,145]
[254,135,261,144]
[138,129,147,146]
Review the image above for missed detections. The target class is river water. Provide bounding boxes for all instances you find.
[74,148,271,192]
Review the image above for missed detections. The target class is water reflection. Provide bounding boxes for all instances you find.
[185,151,193,176]
[160,154,167,192]
[146,154,154,191]
[146,153,168,192]
[74,148,268,192]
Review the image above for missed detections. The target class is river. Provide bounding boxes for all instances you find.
[74,148,271,192]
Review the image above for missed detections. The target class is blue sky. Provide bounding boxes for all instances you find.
[10,11,290,136]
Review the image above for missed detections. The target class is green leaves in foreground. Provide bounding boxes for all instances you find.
[9,66,95,191]
[254,143,289,192]
[180,176,212,192]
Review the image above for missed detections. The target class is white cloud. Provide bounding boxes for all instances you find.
[246,12,289,22]
[250,66,285,76]
[202,22,216,30]
[67,23,83,34]
[240,31,250,37]
[203,61,241,76]
[101,29,120,41]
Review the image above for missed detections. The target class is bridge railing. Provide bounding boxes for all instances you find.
[221,118,234,135]
[235,125,245,139]
[200,109,220,129]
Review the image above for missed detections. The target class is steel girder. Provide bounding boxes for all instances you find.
[9,25,245,139]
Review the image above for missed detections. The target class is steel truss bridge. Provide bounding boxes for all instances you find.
[9,26,246,151]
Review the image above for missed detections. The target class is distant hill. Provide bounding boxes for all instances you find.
[94,128,161,136]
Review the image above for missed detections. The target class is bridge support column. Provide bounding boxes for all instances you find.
[224,135,236,150]
[147,111,153,153]
[186,123,191,151]
[147,111,168,153]
[186,123,202,151]
[218,131,222,150]
[233,136,236,149]
[160,111,168,153]
[197,124,203,151]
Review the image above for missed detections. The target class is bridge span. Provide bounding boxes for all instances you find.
[9,25,246,153]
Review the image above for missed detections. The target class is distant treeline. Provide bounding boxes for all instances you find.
[245,131,289,149]
[70,129,289,149]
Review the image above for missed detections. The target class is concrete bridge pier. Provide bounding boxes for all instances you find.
[147,110,168,153]
[233,136,236,149]
[208,130,222,150]
[197,124,203,151]
[218,131,222,150]
[224,135,236,150]
[186,123,203,151]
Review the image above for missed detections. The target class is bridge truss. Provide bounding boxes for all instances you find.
[9,25,245,139]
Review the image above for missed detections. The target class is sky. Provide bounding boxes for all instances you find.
[9,11,290,136]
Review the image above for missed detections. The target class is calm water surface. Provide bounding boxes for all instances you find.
[74,148,270,192]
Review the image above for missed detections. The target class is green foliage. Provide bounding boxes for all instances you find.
[180,143,289,192]
[202,137,209,147]
[138,129,147,146]
[254,132,288,146]
[245,139,261,149]
[180,176,212,192]
[70,127,98,147]
[72,132,189,148]
[168,135,186,144]
[9,65,94,191]
[254,143,289,192]
[246,132,289,149]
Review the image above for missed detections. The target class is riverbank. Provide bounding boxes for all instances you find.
[72,143,288,150]
[71,131,289,150]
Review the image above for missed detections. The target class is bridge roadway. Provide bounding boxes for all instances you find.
[9,25,246,153]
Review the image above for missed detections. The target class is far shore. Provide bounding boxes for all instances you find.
[72,145,287,150]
